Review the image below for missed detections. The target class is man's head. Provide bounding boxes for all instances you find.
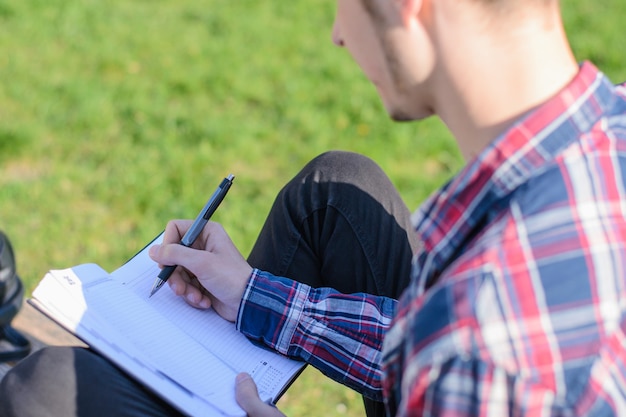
[332,0,436,121]
[332,0,569,132]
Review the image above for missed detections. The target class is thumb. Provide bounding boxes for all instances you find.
[235,373,286,417]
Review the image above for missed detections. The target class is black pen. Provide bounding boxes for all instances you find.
[149,174,235,297]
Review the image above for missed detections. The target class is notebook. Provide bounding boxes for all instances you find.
[29,233,305,416]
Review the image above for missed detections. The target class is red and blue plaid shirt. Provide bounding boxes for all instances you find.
[237,62,626,416]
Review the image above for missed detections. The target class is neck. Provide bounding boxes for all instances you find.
[431,1,579,161]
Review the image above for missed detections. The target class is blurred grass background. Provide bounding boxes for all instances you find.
[1,0,624,415]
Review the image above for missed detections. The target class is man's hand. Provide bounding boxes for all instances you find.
[148,219,253,322]
[235,373,286,417]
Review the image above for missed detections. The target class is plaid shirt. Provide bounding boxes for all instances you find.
[237,62,626,415]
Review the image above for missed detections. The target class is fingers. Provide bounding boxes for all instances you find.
[148,244,213,309]
[235,373,286,417]
[162,219,194,245]
[162,219,225,251]
[150,240,224,283]
[169,273,212,309]
[149,243,198,273]
[149,220,253,321]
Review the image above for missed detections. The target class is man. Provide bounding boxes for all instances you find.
[3,0,626,416]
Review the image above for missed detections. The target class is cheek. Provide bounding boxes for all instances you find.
[354,52,385,84]
[345,33,389,87]
[335,1,387,80]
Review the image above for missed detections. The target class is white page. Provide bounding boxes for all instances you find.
[80,277,239,397]
[31,234,305,416]
[32,267,231,416]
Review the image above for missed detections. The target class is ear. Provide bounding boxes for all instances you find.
[398,0,424,27]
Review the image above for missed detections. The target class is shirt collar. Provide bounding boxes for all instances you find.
[411,61,618,292]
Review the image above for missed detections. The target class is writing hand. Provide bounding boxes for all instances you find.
[235,373,287,417]
[148,219,253,322]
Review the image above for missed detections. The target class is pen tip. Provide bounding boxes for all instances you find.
[149,278,164,298]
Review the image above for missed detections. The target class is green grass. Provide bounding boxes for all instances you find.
[1,0,625,415]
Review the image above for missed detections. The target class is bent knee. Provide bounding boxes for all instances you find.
[1,347,83,415]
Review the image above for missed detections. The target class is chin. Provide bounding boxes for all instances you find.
[389,111,417,122]
[387,105,433,122]
[380,87,434,122]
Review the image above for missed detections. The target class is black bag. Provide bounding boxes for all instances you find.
[0,231,31,362]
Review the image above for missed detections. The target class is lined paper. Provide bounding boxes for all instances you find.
[31,233,305,417]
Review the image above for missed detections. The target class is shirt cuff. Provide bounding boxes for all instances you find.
[235,268,310,355]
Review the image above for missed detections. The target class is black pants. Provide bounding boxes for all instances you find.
[0,151,418,417]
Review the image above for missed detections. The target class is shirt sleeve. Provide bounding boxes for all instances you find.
[235,269,396,401]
